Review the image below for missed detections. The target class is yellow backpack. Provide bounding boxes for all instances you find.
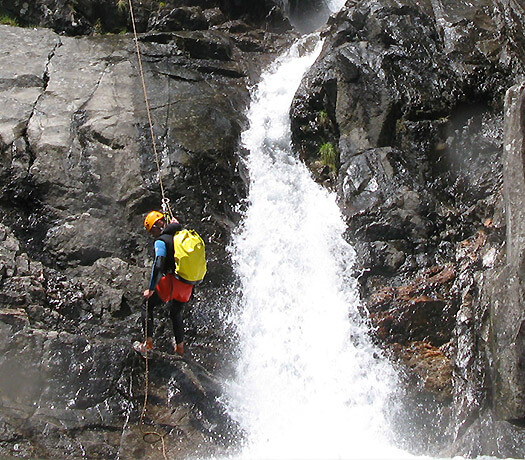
[173,229,207,284]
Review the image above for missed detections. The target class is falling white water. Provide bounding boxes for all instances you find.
[224,24,410,460]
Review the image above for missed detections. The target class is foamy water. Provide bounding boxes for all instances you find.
[202,2,523,460]
[223,28,408,460]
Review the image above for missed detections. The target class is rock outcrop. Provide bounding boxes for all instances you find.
[0,1,294,456]
[0,0,292,35]
[1,0,525,458]
[291,0,525,456]
[446,79,525,458]
[497,81,525,424]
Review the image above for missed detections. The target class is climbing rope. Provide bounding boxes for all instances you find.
[138,299,168,459]
[137,301,169,460]
[126,1,171,458]
[126,0,175,222]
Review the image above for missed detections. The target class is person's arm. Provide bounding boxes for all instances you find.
[144,240,167,297]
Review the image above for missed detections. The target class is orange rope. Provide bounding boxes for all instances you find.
[127,1,170,457]
[126,0,174,220]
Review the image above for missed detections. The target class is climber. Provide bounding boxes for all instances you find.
[133,210,193,357]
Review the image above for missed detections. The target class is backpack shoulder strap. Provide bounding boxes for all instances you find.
[157,233,176,273]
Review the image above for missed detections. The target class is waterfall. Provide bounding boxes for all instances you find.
[277,0,347,14]
[224,5,410,458]
[276,0,344,33]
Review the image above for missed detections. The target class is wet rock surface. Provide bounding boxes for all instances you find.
[1,0,525,458]
[0,0,291,35]
[291,0,525,456]
[0,2,294,456]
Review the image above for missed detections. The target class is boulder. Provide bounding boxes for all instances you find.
[148,6,209,32]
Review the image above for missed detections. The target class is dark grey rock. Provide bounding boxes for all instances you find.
[491,82,525,422]
[0,0,291,35]
[291,0,525,456]
[148,6,209,32]
[204,7,227,27]
[0,13,290,457]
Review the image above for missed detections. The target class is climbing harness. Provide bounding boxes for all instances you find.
[126,0,175,223]
[161,197,174,223]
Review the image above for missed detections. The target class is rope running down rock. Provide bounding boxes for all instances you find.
[126,0,174,221]
[126,1,171,458]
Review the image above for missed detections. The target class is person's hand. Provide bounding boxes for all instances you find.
[143,289,154,299]
[170,217,179,224]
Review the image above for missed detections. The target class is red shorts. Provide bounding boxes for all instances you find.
[156,274,193,303]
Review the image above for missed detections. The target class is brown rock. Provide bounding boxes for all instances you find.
[395,341,453,400]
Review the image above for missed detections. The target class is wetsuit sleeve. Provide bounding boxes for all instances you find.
[148,240,167,290]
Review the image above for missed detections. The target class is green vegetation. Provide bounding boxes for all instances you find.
[318,109,330,127]
[318,142,338,172]
[0,14,18,27]
[93,18,103,33]
[116,0,128,12]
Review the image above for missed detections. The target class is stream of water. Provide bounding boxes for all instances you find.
[223,3,410,457]
[206,2,525,459]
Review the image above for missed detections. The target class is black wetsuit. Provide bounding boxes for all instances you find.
[141,222,188,345]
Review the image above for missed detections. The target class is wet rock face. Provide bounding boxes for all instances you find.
[291,0,525,456]
[0,5,294,456]
[0,307,242,459]
[1,0,524,458]
[0,0,290,35]
[494,82,525,423]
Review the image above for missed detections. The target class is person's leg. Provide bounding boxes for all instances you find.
[138,292,162,350]
[168,300,185,355]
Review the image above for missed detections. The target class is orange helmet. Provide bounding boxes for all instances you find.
[144,210,165,232]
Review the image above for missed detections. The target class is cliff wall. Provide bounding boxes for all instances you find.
[0,0,524,458]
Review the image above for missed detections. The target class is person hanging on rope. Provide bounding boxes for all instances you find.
[133,210,194,357]
[127,0,208,358]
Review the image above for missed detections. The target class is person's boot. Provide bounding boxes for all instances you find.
[175,341,184,356]
[133,337,153,356]
[170,337,184,356]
